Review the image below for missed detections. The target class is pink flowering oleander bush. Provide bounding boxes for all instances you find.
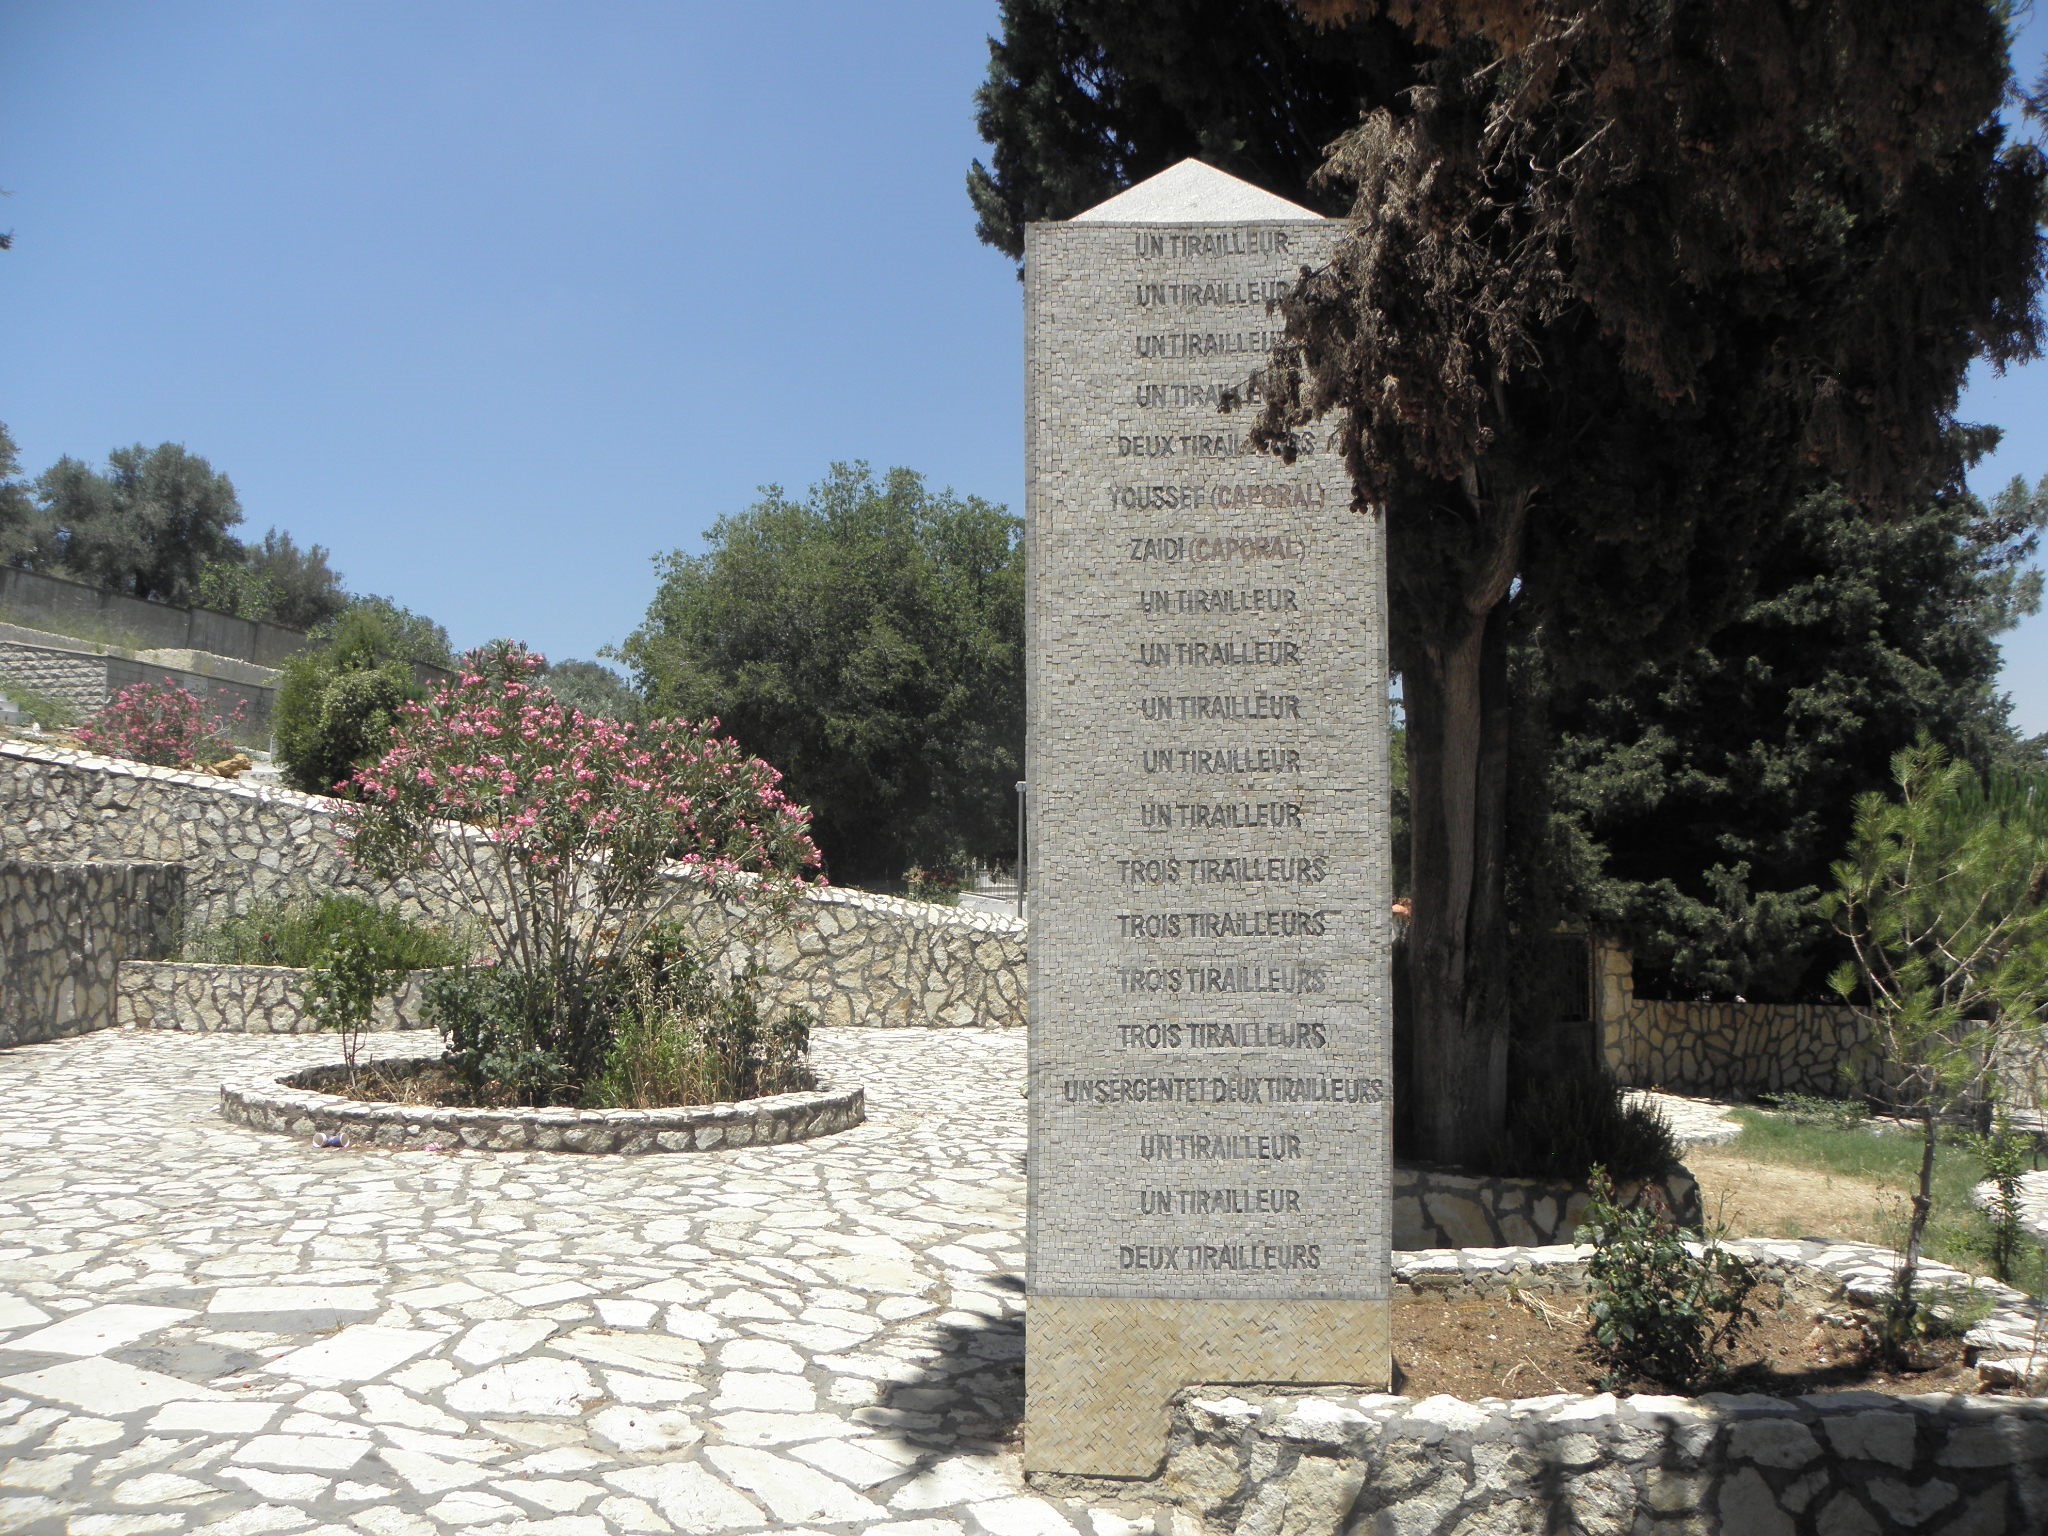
[341,644,822,1103]
[76,677,247,768]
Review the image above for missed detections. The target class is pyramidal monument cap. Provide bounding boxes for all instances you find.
[1069,157,1321,223]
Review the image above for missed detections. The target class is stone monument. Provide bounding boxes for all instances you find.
[1023,160,1394,1477]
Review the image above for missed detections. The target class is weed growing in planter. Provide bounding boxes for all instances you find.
[1583,1165,1760,1391]
[585,927,813,1109]
[1963,1115,2039,1287]
[76,677,246,767]
[344,645,820,1105]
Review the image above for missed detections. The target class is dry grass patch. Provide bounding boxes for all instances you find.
[1685,1144,1909,1248]
[1681,1107,2042,1292]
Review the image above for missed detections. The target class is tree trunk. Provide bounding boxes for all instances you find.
[1403,597,1514,1166]
[1885,1109,1940,1356]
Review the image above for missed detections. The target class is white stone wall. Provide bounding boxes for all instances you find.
[0,859,184,1049]
[1152,1237,2048,1532]
[3,741,1025,1030]
[1392,1164,1699,1250]
[1596,941,1867,1097]
[116,962,444,1033]
[738,885,1025,1028]
[0,643,111,715]
[1160,1385,2048,1534]
[0,642,276,742]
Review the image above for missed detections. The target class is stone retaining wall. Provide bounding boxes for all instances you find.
[1160,1386,2048,1535]
[1148,1239,2048,1531]
[0,642,110,716]
[4,741,1026,1030]
[0,641,273,743]
[131,648,281,687]
[0,565,316,671]
[1393,1163,1700,1249]
[1597,940,1867,1098]
[0,859,183,1049]
[116,961,443,1033]
[740,884,1024,1027]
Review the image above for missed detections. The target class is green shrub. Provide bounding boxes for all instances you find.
[902,864,962,905]
[1483,1063,1678,1182]
[421,925,815,1110]
[1582,1166,1761,1391]
[420,963,588,1107]
[183,895,466,972]
[586,931,813,1109]
[275,656,417,795]
[316,594,453,669]
[274,603,443,795]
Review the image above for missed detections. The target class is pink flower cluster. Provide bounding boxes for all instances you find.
[339,646,820,988]
[76,678,248,769]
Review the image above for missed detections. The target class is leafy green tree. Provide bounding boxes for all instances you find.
[615,464,1023,886]
[200,529,347,630]
[317,594,452,669]
[1249,0,2045,1163]
[968,0,1417,259]
[303,921,411,1093]
[1829,737,2048,1347]
[0,424,45,570]
[35,442,243,605]
[195,560,283,623]
[274,604,430,795]
[1542,471,2048,1002]
[542,658,640,723]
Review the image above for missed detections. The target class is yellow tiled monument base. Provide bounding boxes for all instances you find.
[1024,1296,1392,1477]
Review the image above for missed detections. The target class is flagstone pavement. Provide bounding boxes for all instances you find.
[0,1027,1163,1536]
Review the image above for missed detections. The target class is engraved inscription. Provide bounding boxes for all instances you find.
[1116,1020,1330,1049]
[1028,202,1387,1312]
[1129,228,1296,258]
[1138,589,1300,613]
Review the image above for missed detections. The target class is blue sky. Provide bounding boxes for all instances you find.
[6,2,2048,729]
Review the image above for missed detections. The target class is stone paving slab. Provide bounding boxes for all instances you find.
[0,1027,1150,1536]
[1629,1090,1740,1150]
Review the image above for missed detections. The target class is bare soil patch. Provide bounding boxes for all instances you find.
[1391,1279,1987,1401]
[319,1059,514,1108]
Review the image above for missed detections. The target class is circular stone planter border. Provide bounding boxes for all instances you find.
[220,1056,864,1153]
